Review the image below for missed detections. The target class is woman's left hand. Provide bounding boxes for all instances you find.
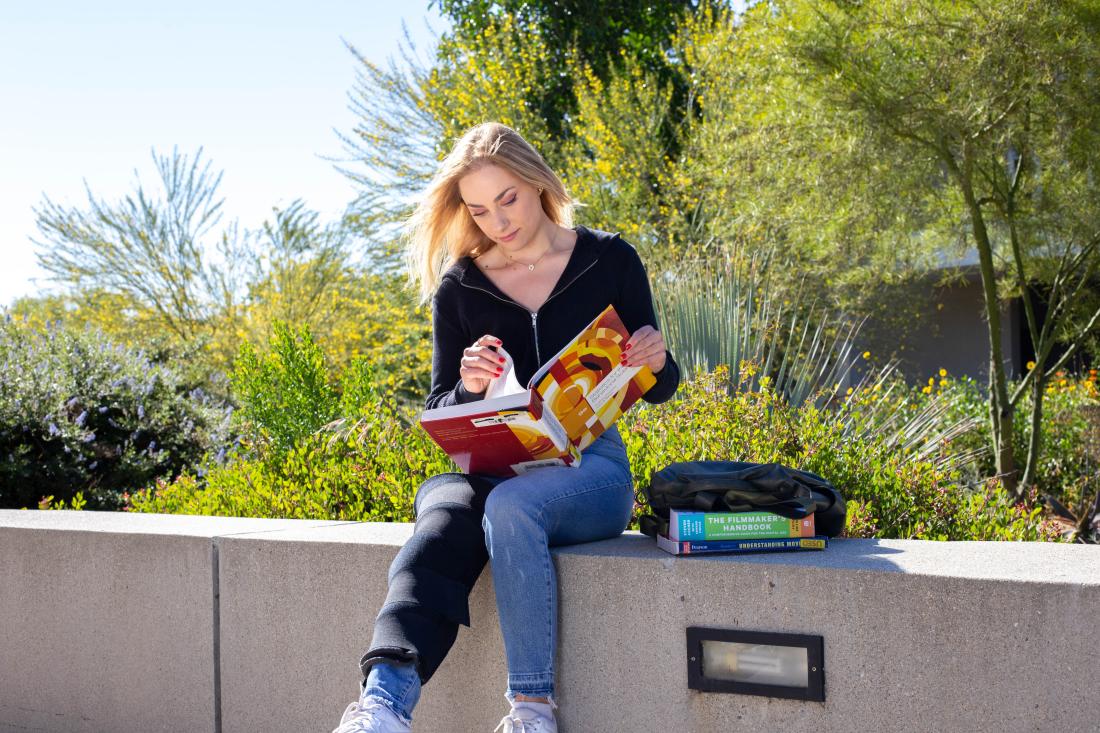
[622,325,667,373]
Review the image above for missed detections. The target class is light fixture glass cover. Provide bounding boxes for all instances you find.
[701,640,809,688]
[686,627,824,701]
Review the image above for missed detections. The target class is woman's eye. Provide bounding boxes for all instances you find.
[471,196,516,217]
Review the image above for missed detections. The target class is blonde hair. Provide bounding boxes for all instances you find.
[404,122,576,302]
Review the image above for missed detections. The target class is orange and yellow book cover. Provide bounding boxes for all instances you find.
[532,304,656,451]
[420,304,655,475]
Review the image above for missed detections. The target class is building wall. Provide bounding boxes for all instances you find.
[854,268,1023,386]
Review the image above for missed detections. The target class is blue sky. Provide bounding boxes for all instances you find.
[0,0,447,306]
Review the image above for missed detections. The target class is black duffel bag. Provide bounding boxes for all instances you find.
[638,460,847,538]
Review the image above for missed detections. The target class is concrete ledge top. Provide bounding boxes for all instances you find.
[0,508,354,538]
[578,532,1100,586]
[3,509,1098,586]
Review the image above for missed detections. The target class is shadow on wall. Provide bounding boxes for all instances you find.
[852,267,1023,389]
[852,264,1099,389]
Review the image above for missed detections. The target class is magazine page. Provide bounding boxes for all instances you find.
[485,346,527,400]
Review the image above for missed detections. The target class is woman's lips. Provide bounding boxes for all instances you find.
[499,229,519,242]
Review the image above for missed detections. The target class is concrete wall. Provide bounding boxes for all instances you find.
[2,510,1099,732]
[853,267,1024,385]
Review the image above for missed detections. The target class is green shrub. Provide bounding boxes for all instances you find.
[230,321,341,459]
[39,490,87,511]
[1013,373,1099,521]
[127,325,1065,542]
[0,315,232,509]
[129,322,447,521]
[909,368,1100,539]
[127,403,451,521]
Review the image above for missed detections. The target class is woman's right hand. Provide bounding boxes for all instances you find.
[460,334,506,394]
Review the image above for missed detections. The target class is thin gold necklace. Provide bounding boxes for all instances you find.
[501,226,561,271]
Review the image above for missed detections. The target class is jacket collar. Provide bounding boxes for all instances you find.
[454,224,610,301]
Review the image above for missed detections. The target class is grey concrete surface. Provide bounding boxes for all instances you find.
[0,510,349,733]
[553,534,1100,733]
[2,510,1099,732]
[215,522,510,733]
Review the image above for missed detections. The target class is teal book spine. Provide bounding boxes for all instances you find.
[668,509,816,541]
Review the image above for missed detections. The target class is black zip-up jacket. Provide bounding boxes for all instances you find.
[426,224,681,410]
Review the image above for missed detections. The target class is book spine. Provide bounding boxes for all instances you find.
[537,396,570,452]
[669,510,815,540]
[657,535,828,555]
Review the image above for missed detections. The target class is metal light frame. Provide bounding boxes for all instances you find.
[686,626,825,701]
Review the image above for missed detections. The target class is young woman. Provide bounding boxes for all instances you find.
[333,122,680,733]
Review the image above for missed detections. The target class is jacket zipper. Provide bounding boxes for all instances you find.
[458,258,600,369]
[531,311,541,364]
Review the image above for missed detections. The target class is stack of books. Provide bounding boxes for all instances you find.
[656,508,829,556]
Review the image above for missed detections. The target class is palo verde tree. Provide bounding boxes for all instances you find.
[770,0,1100,496]
[32,147,362,372]
[33,147,240,346]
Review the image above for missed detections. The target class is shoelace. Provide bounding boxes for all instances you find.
[494,712,541,733]
[336,700,388,732]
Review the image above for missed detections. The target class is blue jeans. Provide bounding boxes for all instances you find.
[362,426,634,719]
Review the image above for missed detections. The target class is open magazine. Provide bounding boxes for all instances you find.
[419,304,656,476]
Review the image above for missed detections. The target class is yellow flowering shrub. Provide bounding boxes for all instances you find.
[423,13,561,164]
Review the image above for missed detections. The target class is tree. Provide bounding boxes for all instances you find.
[337,2,725,268]
[32,148,362,372]
[337,11,570,243]
[33,147,238,344]
[227,200,363,361]
[430,0,708,144]
[770,0,1100,495]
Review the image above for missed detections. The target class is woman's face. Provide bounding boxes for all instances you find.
[457,163,545,252]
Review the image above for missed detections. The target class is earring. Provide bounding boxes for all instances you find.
[538,187,544,195]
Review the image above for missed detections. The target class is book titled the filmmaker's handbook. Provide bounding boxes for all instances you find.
[419,304,655,477]
[669,508,817,541]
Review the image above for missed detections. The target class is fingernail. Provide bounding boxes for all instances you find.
[498,357,505,363]
[625,344,632,350]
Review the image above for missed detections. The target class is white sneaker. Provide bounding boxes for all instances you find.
[493,696,558,733]
[333,695,412,733]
